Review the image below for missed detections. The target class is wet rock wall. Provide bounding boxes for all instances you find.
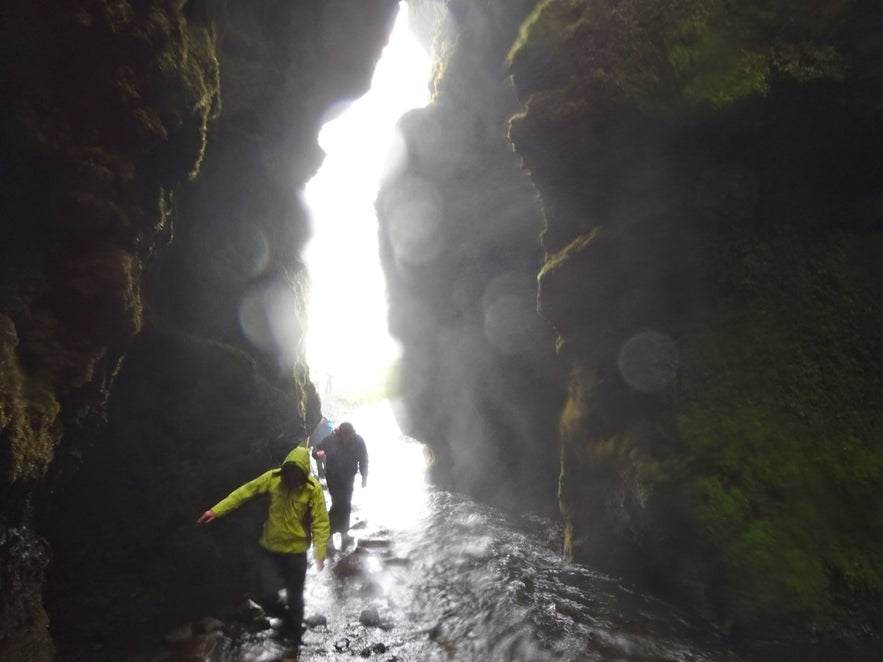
[507,0,883,638]
[378,0,566,515]
[1,1,399,658]
[1,1,219,657]
[381,0,883,641]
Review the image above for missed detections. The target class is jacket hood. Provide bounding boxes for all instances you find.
[282,446,312,475]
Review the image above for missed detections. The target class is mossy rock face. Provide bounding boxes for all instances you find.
[672,225,883,631]
[548,166,883,635]
[0,0,221,492]
[508,0,866,119]
[0,315,62,486]
[0,526,54,662]
[2,1,217,658]
[511,0,883,638]
[15,0,401,655]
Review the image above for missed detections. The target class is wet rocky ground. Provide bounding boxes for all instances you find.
[145,401,445,661]
[151,523,442,661]
[80,400,883,661]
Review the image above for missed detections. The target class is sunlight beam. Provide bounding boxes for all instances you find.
[302,2,431,400]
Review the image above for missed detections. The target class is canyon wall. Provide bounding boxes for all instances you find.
[505,0,882,637]
[378,0,566,513]
[1,1,399,658]
[385,0,882,639]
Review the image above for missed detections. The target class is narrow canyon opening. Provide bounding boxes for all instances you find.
[303,2,430,403]
[1,2,879,659]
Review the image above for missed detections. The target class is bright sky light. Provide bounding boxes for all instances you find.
[302,2,431,398]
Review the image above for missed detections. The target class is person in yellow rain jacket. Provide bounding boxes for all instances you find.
[197,446,329,646]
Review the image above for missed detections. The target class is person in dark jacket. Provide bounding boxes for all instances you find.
[197,447,329,647]
[312,422,368,547]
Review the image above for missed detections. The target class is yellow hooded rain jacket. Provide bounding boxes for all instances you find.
[210,447,330,559]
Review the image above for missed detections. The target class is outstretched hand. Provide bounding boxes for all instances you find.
[315,557,325,572]
[361,476,367,488]
[197,510,216,525]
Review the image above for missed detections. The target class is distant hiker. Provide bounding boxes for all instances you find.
[308,416,334,479]
[312,422,368,549]
[197,447,329,647]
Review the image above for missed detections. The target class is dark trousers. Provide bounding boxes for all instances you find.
[326,476,354,534]
[258,548,307,643]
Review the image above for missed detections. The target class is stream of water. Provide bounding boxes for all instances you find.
[134,399,877,661]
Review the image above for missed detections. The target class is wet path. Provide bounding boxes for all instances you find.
[141,399,751,661]
[297,400,735,660]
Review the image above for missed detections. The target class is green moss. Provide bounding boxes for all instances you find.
[539,228,600,281]
[0,316,62,484]
[554,217,882,631]
[691,477,750,538]
[167,14,221,179]
[725,520,828,621]
[0,583,54,662]
[505,0,557,67]
[681,49,771,106]
[523,0,880,635]
[1,0,223,654]
[508,0,852,118]
[665,227,883,628]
